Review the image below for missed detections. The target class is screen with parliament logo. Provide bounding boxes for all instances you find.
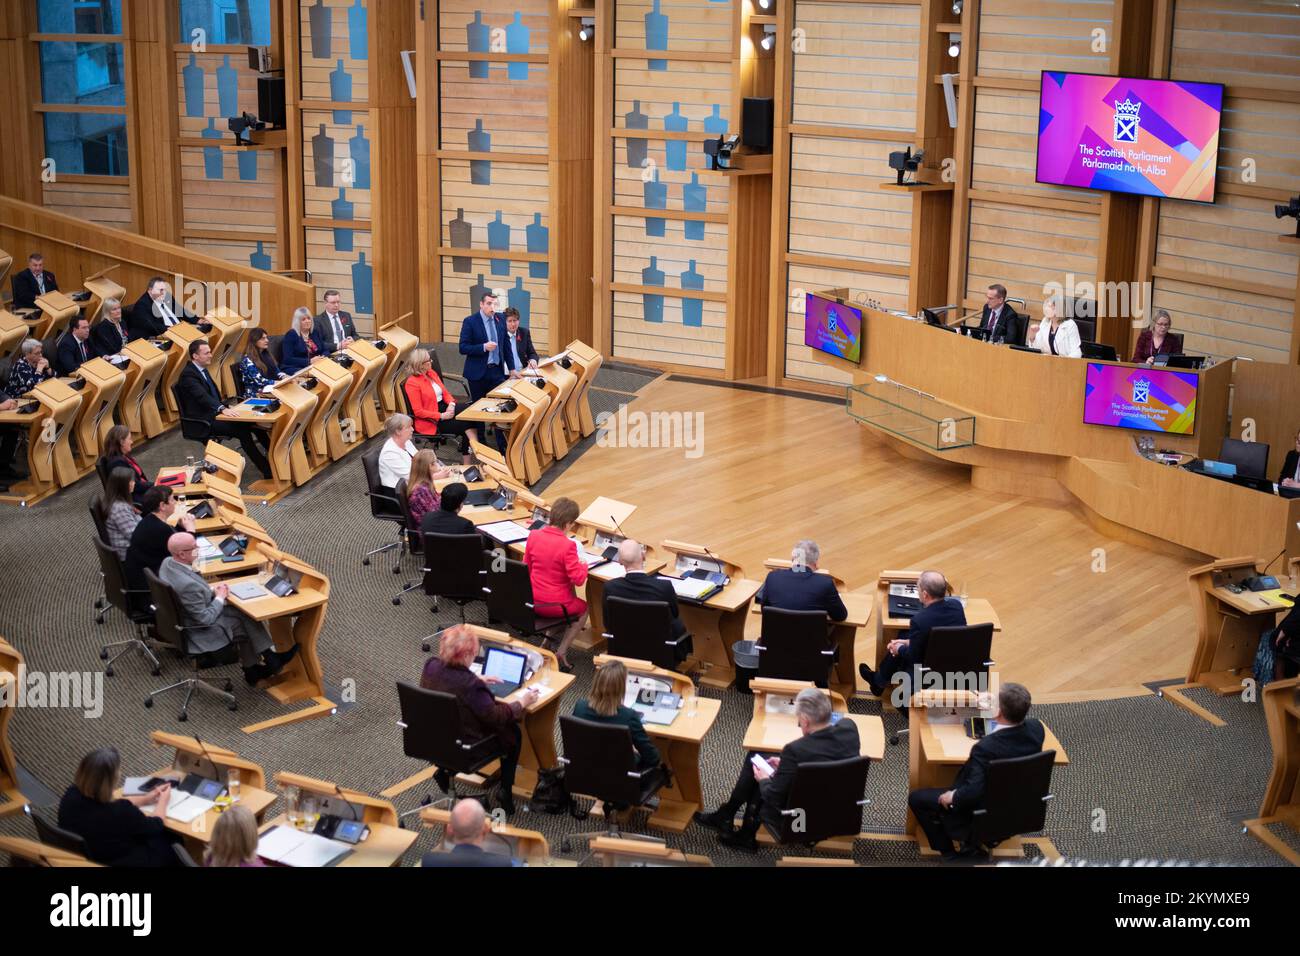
[1083,363,1199,435]
[804,293,862,364]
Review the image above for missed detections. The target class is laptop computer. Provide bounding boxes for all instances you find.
[482,646,528,698]
[1080,341,1118,361]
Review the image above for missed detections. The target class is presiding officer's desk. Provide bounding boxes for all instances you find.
[265,771,417,867]
[464,625,574,798]
[591,654,721,832]
[907,689,1068,855]
[1243,677,1300,866]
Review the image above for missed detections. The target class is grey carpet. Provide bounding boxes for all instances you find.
[0,368,1290,866]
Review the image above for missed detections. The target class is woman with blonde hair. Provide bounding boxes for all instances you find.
[419,625,538,815]
[280,306,320,374]
[1131,309,1183,364]
[403,347,477,463]
[404,448,454,525]
[523,497,590,672]
[573,659,661,770]
[204,804,264,867]
[1029,294,1082,358]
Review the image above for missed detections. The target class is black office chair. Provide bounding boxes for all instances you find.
[401,532,487,625]
[269,334,285,366]
[482,556,574,646]
[173,843,200,867]
[1073,318,1097,343]
[94,456,111,489]
[393,478,424,560]
[401,372,465,461]
[395,680,504,822]
[762,755,872,848]
[603,596,692,671]
[889,623,995,745]
[755,607,836,686]
[141,569,237,721]
[557,715,667,857]
[230,361,245,401]
[428,349,471,404]
[1219,437,1269,480]
[88,495,110,543]
[966,749,1057,855]
[361,446,408,572]
[28,809,91,858]
[94,535,160,677]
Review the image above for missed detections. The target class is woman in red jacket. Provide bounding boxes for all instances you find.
[523,497,589,672]
[403,348,476,464]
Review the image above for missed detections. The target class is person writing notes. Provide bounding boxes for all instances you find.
[1131,310,1182,364]
[1030,296,1082,358]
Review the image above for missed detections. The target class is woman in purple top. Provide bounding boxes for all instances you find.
[1130,309,1183,364]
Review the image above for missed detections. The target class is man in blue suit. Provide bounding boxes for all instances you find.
[421,799,517,868]
[859,570,966,702]
[55,316,99,376]
[756,540,847,622]
[459,291,508,451]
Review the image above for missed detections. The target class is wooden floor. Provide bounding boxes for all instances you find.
[549,375,1196,701]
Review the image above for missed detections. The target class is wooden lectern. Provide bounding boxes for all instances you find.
[529,361,577,463]
[376,316,418,417]
[67,358,126,474]
[342,340,387,439]
[564,340,603,438]
[119,339,168,441]
[31,290,80,342]
[0,379,82,506]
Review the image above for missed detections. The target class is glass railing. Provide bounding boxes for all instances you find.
[847,377,975,451]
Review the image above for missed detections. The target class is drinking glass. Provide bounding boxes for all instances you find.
[302,797,319,831]
[285,785,301,827]
[227,768,241,803]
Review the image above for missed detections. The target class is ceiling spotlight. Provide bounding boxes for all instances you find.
[578,17,594,42]
[948,33,961,57]
[758,0,773,9]
[952,0,963,14]
[761,23,777,50]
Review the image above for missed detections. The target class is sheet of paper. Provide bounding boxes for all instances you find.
[577,496,636,530]
[592,562,626,580]
[283,832,351,868]
[122,776,152,796]
[889,583,918,597]
[478,520,531,544]
[164,793,215,824]
[665,576,716,600]
[764,694,796,715]
[256,825,306,864]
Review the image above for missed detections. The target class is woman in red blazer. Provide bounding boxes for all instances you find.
[523,497,589,671]
[403,348,477,464]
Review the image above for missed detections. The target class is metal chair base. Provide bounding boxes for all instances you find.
[144,676,236,722]
[100,634,161,677]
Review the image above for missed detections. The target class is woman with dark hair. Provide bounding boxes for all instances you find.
[102,467,140,559]
[99,424,152,505]
[523,496,589,671]
[124,486,196,605]
[237,327,285,398]
[57,747,182,866]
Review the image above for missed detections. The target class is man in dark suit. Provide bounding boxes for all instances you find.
[128,276,200,341]
[421,799,516,868]
[55,316,99,376]
[756,539,848,622]
[603,538,690,645]
[694,688,860,851]
[909,682,1046,861]
[502,307,539,377]
[458,291,507,402]
[419,482,478,538]
[175,339,271,477]
[859,570,966,703]
[11,252,58,310]
[314,289,357,354]
[1279,429,1300,489]
[977,283,1024,346]
[91,298,130,356]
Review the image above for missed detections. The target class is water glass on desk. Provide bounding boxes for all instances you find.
[227,768,241,803]
[301,796,319,831]
[285,785,301,827]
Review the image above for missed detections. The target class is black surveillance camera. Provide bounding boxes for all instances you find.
[704,134,742,171]
[888,146,926,186]
[228,112,266,146]
[1277,196,1300,237]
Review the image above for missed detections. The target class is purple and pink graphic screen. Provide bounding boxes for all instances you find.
[804,294,862,364]
[1083,363,1198,435]
[1036,72,1223,202]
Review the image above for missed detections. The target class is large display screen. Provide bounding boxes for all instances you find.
[804,293,862,363]
[1083,363,1198,435]
[1036,71,1223,203]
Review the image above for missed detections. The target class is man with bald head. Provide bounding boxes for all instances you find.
[859,569,966,701]
[602,538,690,648]
[421,798,515,867]
[158,532,297,685]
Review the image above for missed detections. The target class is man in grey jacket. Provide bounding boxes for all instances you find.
[159,533,297,685]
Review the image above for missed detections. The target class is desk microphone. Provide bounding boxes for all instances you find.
[192,735,223,788]
[1262,547,1288,574]
[701,545,730,585]
[333,782,361,822]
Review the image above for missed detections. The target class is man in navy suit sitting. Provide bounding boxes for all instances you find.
[458,291,508,451]
[756,539,847,622]
[421,798,516,868]
[859,569,966,703]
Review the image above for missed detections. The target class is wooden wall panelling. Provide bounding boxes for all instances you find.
[0,6,40,203]
[945,0,981,308]
[910,0,954,314]
[785,262,907,385]
[418,0,441,344]
[976,0,1116,80]
[765,0,795,384]
[593,0,615,356]
[441,255,552,348]
[128,0,182,243]
[1228,360,1300,483]
[283,0,308,271]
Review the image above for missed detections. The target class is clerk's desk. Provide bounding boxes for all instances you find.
[1243,677,1300,866]
[219,374,319,502]
[0,637,27,817]
[906,690,1067,857]
[119,338,168,441]
[0,378,82,506]
[122,732,275,846]
[420,805,556,864]
[592,654,721,832]
[223,549,336,733]
[462,625,574,797]
[266,771,416,867]
[1162,559,1297,726]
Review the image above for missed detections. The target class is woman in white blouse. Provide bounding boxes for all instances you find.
[1030,295,1082,358]
[378,413,419,489]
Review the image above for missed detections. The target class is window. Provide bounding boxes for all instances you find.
[38,0,121,34]
[43,112,129,176]
[179,0,273,46]
[39,41,126,105]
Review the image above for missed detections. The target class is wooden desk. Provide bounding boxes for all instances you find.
[67,358,126,473]
[376,317,418,418]
[224,550,335,732]
[464,625,574,797]
[420,805,552,863]
[119,339,168,441]
[299,358,353,464]
[873,570,1002,670]
[204,307,246,399]
[1243,677,1300,866]
[591,654,720,832]
[341,340,388,440]
[159,322,210,424]
[591,836,712,867]
[220,378,318,501]
[563,340,603,438]
[0,309,27,361]
[658,540,759,689]
[750,580,872,699]
[463,379,550,485]
[155,439,246,496]
[83,270,126,328]
[0,638,27,817]
[743,678,885,760]
[32,290,80,341]
[0,379,82,506]
[1164,559,1296,726]
[268,771,417,867]
[531,360,577,460]
[0,835,100,867]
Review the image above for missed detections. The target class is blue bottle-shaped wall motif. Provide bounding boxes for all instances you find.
[468,119,491,185]
[682,173,707,241]
[237,148,259,182]
[680,260,704,327]
[309,0,332,60]
[643,173,667,237]
[624,99,648,169]
[664,102,688,171]
[470,274,490,315]
[201,118,224,180]
[249,241,272,272]
[645,0,669,72]
[467,11,490,79]
[349,125,371,189]
[703,103,728,136]
[508,276,531,327]
[312,124,335,188]
[506,12,530,81]
[348,0,369,61]
[352,252,374,315]
[642,257,665,324]
[487,211,511,276]
[182,54,205,118]
[331,60,353,124]
[526,213,548,279]
[449,208,473,273]
[217,54,238,119]
[332,188,355,252]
